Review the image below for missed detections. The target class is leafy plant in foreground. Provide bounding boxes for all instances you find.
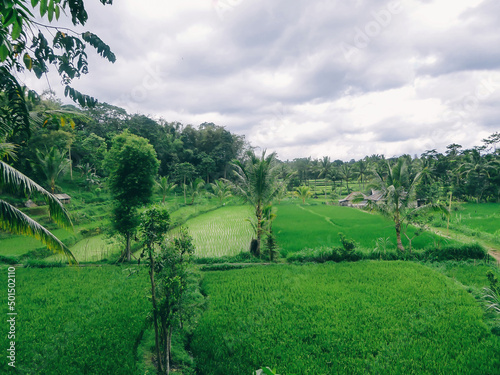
[140,206,170,374]
[483,270,500,327]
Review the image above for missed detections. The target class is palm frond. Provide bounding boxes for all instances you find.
[0,160,72,229]
[0,200,76,263]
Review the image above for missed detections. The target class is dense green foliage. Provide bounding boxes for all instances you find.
[106,131,159,260]
[284,138,499,204]
[0,266,149,374]
[192,262,500,374]
[286,243,488,263]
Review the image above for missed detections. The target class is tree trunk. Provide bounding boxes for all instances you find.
[166,326,172,375]
[395,222,405,251]
[183,175,187,204]
[69,145,73,180]
[149,253,163,373]
[255,205,262,257]
[126,234,131,261]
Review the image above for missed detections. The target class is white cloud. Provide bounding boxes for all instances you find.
[23,0,500,160]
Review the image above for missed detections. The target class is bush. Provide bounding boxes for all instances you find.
[423,243,487,262]
[194,252,264,265]
[200,264,245,271]
[286,247,363,263]
[0,255,20,265]
[23,259,67,268]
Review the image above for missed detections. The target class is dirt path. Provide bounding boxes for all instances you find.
[429,226,500,265]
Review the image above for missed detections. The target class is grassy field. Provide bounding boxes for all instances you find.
[452,203,500,235]
[171,205,254,258]
[48,234,122,263]
[273,203,447,256]
[0,265,149,374]
[192,262,500,374]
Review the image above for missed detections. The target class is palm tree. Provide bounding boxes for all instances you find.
[228,150,286,256]
[1,76,75,262]
[318,156,331,200]
[458,148,499,202]
[210,179,232,205]
[33,147,70,193]
[188,178,205,205]
[356,159,370,192]
[372,158,423,252]
[294,185,312,204]
[0,161,76,261]
[156,176,177,204]
[262,204,278,261]
[339,163,354,194]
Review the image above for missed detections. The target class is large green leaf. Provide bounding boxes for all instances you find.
[0,160,73,230]
[0,200,76,262]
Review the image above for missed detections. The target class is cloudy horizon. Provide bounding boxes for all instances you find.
[21,0,500,161]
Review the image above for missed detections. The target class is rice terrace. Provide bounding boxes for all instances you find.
[1,1,500,375]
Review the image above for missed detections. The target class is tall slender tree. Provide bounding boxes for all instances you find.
[318,156,331,200]
[105,131,159,261]
[372,158,423,252]
[228,150,287,256]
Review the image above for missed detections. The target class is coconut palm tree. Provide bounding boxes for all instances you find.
[188,178,206,205]
[1,76,75,262]
[356,158,370,192]
[210,179,232,205]
[33,147,70,193]
[458,148,499,202]
[372,158,423,252]
[339,163,354,194]
[228,150,286,256]
[294,185,312,204]
[318,156,331,200]
[0,160,75,261]
[156,176,177,204]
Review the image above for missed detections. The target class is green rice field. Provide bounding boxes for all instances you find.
[453,203,500,235]
[192,262,500,374]
[49,234,122,262]
[273,203,446,255]
[171,205,254,258]
[0,266,149,374]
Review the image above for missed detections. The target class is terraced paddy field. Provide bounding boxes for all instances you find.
[192,262,500,374]
[273,204,447,256]
[452,203,500,235]
[48,234,122,263]
[171,205,254,258]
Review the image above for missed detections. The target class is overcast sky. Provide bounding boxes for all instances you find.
[23,0,500,161]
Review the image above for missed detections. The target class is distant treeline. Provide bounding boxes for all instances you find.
[7,92,499,203]
[283,135,500,203]
[9,93,247,186]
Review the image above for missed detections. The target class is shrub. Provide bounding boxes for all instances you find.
[286,247,363,263]
[194,252,264,265]
[0,255,19,264]
[200,264,245,271]
[423,243,487,262]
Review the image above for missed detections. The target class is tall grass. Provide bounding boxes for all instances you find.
[0,266,149,374]
[192,262,500,374]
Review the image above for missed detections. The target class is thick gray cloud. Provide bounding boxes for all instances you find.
[23,0,500,161]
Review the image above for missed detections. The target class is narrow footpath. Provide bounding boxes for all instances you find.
[429,226,500,265]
